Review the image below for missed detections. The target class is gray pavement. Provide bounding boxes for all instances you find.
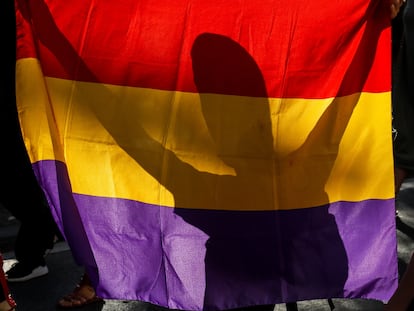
[1,179,414,311]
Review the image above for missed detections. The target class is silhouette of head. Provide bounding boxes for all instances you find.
[191,33,273,161]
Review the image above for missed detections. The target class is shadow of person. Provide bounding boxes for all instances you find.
[18,0,388,309]
[173,33,349,309]
[178,33,282,310]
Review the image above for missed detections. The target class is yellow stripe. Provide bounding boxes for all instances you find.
[16,58,394,210]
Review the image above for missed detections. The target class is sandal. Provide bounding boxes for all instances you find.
[57,273,103,309]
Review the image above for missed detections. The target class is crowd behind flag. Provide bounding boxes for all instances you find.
[15,0,397,310]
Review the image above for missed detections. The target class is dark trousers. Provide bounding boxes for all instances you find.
[0,0,60,268]
[392,0,414,174]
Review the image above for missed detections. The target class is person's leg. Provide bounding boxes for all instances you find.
[405,0,414,78]
[387,2,414,309]
[385,253,414,311]
[4,164,59,281]
[13,196,58,268]
[392,0,414,200]
[395,166,407,194]
[0,115,59,279]
[14,163,58,262]
[285,302,298,311]
[0,0,59,281]
[0,70,59,280]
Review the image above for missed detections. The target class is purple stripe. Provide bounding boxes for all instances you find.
[33,160,398,310]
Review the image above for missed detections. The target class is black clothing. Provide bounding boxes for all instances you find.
[0,0,60,269]
[393,0,414,175]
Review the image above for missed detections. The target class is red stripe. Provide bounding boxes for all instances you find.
[16,0,391,98]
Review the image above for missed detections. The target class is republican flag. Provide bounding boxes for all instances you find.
[15,0,397,310]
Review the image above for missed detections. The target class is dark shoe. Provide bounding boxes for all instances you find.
[5,262,48,282]
[286,302,298,311]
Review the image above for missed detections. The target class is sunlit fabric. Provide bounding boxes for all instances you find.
[15,0,397,310]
